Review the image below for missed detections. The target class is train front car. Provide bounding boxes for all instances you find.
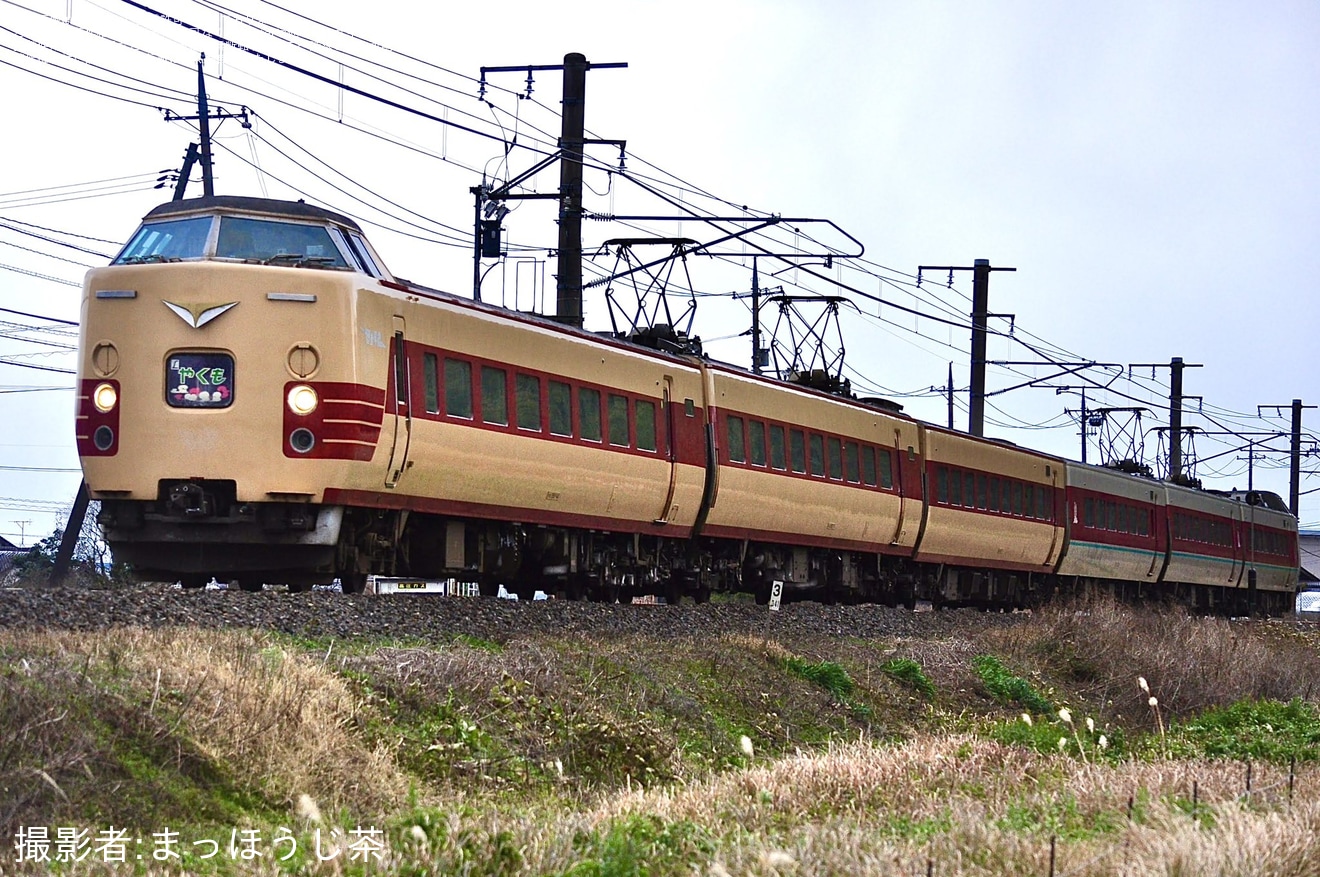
[77,196,391,590]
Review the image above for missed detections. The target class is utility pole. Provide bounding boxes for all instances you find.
[947,363,954,430]
[751,258,764,374]
[172,143,200,201]
[917,260,1015,436]
[50,481,90,585]
[476,54,626,323]
[1131,357,1202,484]
[557,52,587,328]
[196,57,214,197]
[1259,399,1315,516]
[163,55,250,199]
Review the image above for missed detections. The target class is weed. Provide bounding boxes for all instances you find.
[880,657,936,698]
[560,814,714,877]
[782,656,854,698]
[1164,698,1320,763]
[972,654,1053,714]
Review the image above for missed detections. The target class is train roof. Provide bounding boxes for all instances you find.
[142,196,365,232]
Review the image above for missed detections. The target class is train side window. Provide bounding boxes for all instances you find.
[964,472,976,508]
[845,442,861,483]
[608,394,630,446]
[790,430,807,473]
[749,420,767,466]
[975,474,987,509]
[443,358,472,419]
[950,467,963,506]
[727,416,746,463]
[635,400,657,452]
[861,446,877,486]
[827,437,843,480]
[937,467,949,504]
[809,434,825,477]
[1083,497,1094,528]
[480,366,508,426]
[549,381,572,436]
[878,449,893,489]
[515,374,541,432]
[423,353,440,414]
[1107,501,1118,531]
[1140,510,1150,537]
[1010,481,1022,516]
[579,387,602,442]
[1037,488,1049,521]
[1023,485,1035,519]
[769,424,786,470]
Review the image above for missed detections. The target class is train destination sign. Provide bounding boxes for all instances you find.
[167,352,234,408]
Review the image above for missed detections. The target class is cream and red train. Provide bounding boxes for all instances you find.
[75,196,1299,611]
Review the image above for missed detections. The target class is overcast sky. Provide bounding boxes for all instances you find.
[1,0,1317,548]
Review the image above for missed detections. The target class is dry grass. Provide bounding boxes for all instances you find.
[981,595,1320,724]
[570,735,1320,876]
[0,626,409,834]
[5,599,1320,875]
[115,627,410,813]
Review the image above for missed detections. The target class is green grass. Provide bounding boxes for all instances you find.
[557,815,715,877]
[781,657,854,698]
[972,654,1053,714]
[1164,698,1320,763]
[880,657,936,698]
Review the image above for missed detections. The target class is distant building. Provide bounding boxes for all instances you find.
[1301,530,1320,583]
[0,535,23,576]
[1296,530,1320,616]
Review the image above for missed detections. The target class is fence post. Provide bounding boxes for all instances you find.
[1048,835,1056,877]
[1245,761,1252,798]
[1289,756,1296,807]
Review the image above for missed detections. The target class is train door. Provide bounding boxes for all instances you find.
[384,314,412,488]
[1144,489,1162,580]
[1230,503,1247,586]
[653,375,680,524]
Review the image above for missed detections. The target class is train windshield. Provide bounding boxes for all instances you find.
[114,216,212,263]
[112,213,356,269]
[215,216,351,268]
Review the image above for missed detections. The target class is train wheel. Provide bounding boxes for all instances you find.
[237,577,264,593]
[340,573,367,595]
[179,574,207,590]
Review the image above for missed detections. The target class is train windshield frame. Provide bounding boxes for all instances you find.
[111,212,364,271]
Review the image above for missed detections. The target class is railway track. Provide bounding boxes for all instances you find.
[0,584,1015,645]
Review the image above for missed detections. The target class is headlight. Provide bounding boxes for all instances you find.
[287,384,318,415]
[93,382,118,413]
